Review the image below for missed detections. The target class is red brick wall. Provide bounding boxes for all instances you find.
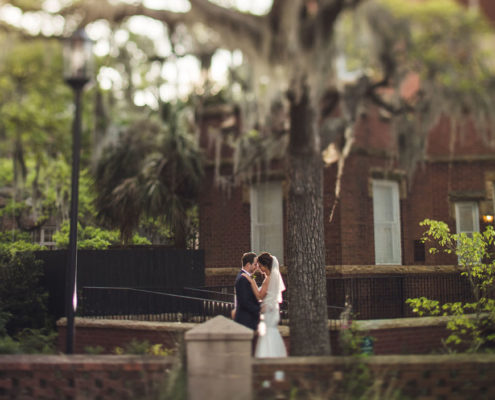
[56,319,193,354]
[199,168,252,269]
[198,101,495,269]
[253,354,495,399]
[61,315,452,356]
[199,155,495,269]
[0,355,172,399]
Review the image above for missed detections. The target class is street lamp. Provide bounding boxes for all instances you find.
[63,28,92,354]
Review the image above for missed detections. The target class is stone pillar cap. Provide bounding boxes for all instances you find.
[185,315,253,341]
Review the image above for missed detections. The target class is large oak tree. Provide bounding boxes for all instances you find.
[4,0,495,355]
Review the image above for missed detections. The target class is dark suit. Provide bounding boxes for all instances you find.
[234,270,260,330]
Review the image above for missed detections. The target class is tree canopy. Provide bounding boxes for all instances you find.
[1,0,494,355]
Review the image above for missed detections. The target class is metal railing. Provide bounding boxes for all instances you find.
[80,272,471,327]
[326,274,474,320]
[79,286,346,329]
[80,286,234,323]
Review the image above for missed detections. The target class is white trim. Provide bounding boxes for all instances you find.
[250,182,284,264]
[455,202,480,235]
[372,180,402,265]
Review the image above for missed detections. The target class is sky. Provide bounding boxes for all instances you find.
[0,0,273,107]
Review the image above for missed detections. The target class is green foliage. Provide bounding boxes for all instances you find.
[0,33,72,167]
[14,328,57,354]
[339,321,373,356]
[113,339,172,356]
[53,221,151,249]
[0,336,22,354]
[0,250,51,336]
[406,219,495,352]
[0,310,10,337]
[154,342,187,400]
[0,250,56,354]
[0,230,46,255]
[84,345,105,355]
[286,359,405,400]
[94,104,203,247]
[0,328,56,355]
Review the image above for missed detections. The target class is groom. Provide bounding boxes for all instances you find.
[234,252,260,331]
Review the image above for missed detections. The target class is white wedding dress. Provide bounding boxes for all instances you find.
[255,256,287,358]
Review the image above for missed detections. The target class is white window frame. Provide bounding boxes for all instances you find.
[34,227,56,247]
[250,181,284,265]
[455,202,480,237]
[372,179,402,265]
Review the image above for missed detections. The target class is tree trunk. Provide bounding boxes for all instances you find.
[287,80,331,356]
[174,210,188,249]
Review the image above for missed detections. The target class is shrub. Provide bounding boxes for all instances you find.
[84,345,105,355]
[0,336,22,354]
[0,249,52,336]
[114,339,172,356]
[15,328,57,354]
[53,222,151,249]
[406,219,495,352]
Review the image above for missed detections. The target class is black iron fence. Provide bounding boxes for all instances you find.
[79,285,347,328]
[36,248,204,319]
[326,274,474,320]
[80,286,233,323]
[77,273,474,325]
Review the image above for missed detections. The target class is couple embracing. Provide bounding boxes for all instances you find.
[234,251,287,358]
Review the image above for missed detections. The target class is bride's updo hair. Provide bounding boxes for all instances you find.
[257,252,273,271]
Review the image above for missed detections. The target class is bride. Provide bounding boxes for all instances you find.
[242,252,287,358]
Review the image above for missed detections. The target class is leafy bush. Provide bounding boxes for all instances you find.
[406,219,495,352]
[84,345,105,355]
[0,250,51,335]
[53,222,151,249]
[15,328,57,354]
[114,339,172,356]
[0,230,45,255]
[0,336,22,354]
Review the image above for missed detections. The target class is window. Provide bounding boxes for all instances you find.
[455,202,479,237]
[250,182,284,264]
[33,227,56,247]
[372,180,402,265]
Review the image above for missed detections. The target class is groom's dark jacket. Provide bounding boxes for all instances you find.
[234,270,260,331]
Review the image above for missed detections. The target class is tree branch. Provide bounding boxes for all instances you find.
[320,117,347,150]
[59,0,191,27]
[58,0,265,58]
[366,89,415,115]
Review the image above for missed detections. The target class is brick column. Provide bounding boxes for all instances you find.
[185,315,253,400]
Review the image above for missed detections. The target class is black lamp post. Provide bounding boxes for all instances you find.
[63,28,92,354]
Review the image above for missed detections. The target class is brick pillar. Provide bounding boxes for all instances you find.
[185,315,253,400]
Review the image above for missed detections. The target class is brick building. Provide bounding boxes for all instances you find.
[198,1,495,274]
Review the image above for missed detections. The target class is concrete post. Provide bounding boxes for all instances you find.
[185,315,253,400]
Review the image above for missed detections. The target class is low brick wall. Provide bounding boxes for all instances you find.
[253,354,495,399]
[0,355,173,399]
[60,315,451,356]
[341,316,451,355]
[205,265,462,286]
[57,318,195,354]
[279,316,450,355]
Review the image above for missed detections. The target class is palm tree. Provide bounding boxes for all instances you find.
[93,105,203,247]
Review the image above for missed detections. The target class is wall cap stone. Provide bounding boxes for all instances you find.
[253,354,495,366]
[205,265,461,276]
[57,317,196,332]
[185,315,253,341]
[0,354,173,369]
